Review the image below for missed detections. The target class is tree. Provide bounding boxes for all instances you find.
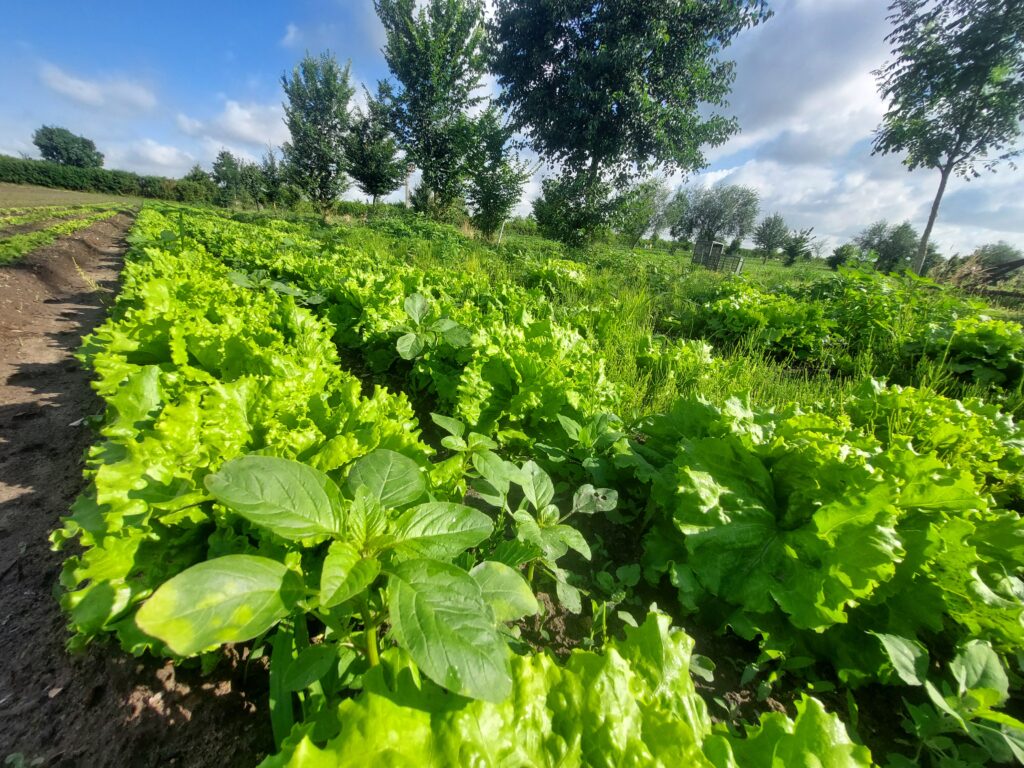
[533,173,616,246]
[259,149,285,209]
[465,107,531,239]
[212,150,245,207]
[344,86,406,205]
[667,185,759,247]
[614,178,671,248]
[176,164,217,204]
[973,241,1023,266]
[281,53,355,215]
[375,0,487,216]
[826,243,865,270]
[873,0,1024,275]
[491,1,771,186]
[32,125,104,168]
[856,220,913,273]
[753,213,789,263]
[782,228,816,266]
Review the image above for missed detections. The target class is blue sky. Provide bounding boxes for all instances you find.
[2,0,1023,256]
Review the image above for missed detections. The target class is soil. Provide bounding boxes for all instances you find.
[0,215,272,768]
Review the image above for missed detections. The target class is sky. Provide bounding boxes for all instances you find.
[1,0,1022,257]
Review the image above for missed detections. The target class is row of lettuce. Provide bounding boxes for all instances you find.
[56,205,1024,766]
[0,205,125,264]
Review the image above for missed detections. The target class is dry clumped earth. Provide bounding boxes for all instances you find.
[0,214,269,767]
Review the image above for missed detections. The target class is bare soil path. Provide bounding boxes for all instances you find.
[0,215,270,767]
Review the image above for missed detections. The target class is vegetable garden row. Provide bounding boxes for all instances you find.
[0,204,124,264]
[53,204,1024,766]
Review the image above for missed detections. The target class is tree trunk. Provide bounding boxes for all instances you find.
[915,161,954,276]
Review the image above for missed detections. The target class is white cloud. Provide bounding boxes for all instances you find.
[104,138,194,176]
[177,100,288,150]
[281,23,301,48]
[39,63,156,112]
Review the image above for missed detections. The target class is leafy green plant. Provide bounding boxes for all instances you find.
[875,635,1024,766]
[135,449,537,742]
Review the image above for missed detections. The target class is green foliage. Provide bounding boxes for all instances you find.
[343,86,406,204]
[262,612,872,768]
[375,0,487,212]
[629,384,1024,684]
[782,227,815,266]
[753,212,788,262]
[0,154,174,200]
[614,177,671,248]
[533,171,616,245]
[827,243,865,271]
[32,125,104,168]
[491,0,772,181]
[668,185,760,246]
[465,106,530,238]
[281,53,355,214]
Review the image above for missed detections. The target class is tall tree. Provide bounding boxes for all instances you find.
[281,53,355,215]
[32,125,104,168]
[259,148,285,209]
[782,228,816,266]
[491,1,771,185]
[855,219,939,273]
[344,87,406,205]
[668,185,760,247]
[375,0,487,216]
[212,150,244,207]
[465,106,531,239]
[615,177,671,248]
[873,0,1024,275]
[753,213,789,263]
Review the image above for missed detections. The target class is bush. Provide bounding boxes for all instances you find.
[0,155,179,200]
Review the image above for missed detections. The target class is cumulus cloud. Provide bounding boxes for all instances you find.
[176,100,288,149]
[104,138,195,176]
[39,63,156,112]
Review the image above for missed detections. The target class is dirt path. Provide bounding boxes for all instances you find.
[0,216,270,767]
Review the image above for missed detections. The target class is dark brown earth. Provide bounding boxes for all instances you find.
[0,215,272,768]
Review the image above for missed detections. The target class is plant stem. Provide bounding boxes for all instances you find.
[527,561,536,584]
[362,604,379,667]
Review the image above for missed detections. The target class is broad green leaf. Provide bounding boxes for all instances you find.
[440,323,471,347]
[396,332,424,360]
[951,640,1009,702]
[283,645,337,691]
[518,460,554,510]
[871,632,929,686]
[136,555,299,656]
[320,542,380,608]
[404,293,429,325]
[392,502,493,560]
[470,561,539,623]
[557,414,581,440]
[387,559,511,701]
[555,577,582,614]
[430,413,464,439]
[472,450,517,492]
[572,484,618,515]
[205,456,343,541]
[347,449,425,508]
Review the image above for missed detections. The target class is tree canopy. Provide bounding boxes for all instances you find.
[668,184,760,246]
[344,87,407,204]
[873,0,1024,274]
[32,125,104,168]
[753,213,789,262]
[491,0,771,183]
[281,52,355,215]
[375,0,487,214]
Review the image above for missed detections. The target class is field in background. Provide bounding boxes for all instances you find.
[0,182,143,208]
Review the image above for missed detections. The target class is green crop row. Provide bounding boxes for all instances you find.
[56,204,1024,767]
[0,208,124,264]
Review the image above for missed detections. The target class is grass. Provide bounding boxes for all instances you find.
[0,182,144,208]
